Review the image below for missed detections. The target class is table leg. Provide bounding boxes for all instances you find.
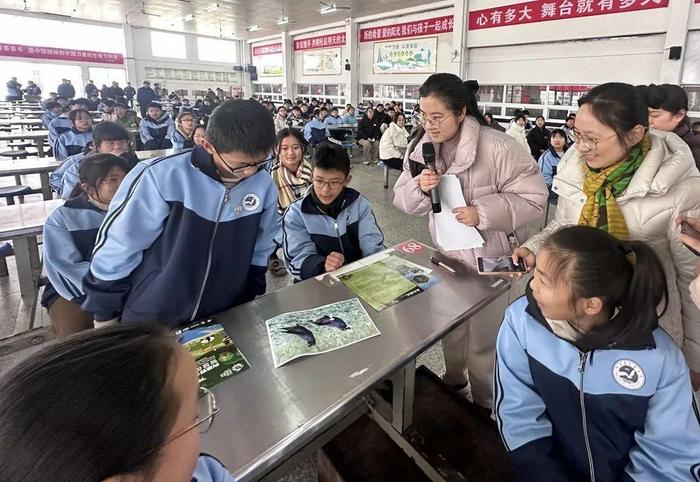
[391,359,416,434]
[39,172,52,200]
[13,236,41,299]
[36,138,45,158]
[383,165,389,189]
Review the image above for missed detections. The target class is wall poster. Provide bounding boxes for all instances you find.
[372,37,437,74]
[302,48,342,76]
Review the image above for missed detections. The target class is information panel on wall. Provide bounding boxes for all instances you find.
[360,15,454,42]
[302,48,342,75]
[373,38,438,74]
[468,0,669,30]
[252,43,283,77]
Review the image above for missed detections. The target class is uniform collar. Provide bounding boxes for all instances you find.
[301,187,360,217]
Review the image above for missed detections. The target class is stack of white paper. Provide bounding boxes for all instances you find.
[434,175,485,251]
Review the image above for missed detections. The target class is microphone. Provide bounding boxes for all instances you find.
[422,142,441,213]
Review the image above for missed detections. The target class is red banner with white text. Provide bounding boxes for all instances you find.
[0,42,123,64]
[294,33,346,51]
[360,15,454,42]
[468,0,669,30]
[252,43,282,56]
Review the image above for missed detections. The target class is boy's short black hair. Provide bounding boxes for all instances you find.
[291,106,301,112]
[69,109,91,123]
[331,107,339,113]
[70,98,90,108]
[147,102,163,110]
[521,109,530,116]
[565,115,575,122]
[319,108,329,115]
[93,122,131,145]
[313,142,350,176]
[45,101,62,110]
[312,108,321,117]
[206,99,275,156]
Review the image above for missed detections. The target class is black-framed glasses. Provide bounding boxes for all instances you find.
[212,145,273,175]
[311,177,345,190]
[162,387,220,447]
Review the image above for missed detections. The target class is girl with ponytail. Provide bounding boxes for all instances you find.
[495,225,700,481]
[393,73,548,409]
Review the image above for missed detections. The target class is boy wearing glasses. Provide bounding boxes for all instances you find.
[83,100,279,328]
[282,142,385,281]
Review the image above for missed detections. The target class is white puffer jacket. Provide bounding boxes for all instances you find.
[379,122,409,160]
[522,130,700,371]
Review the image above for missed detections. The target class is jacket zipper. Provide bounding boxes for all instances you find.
[189,186,231,321]
[334,220,346,258]
[578,351,595,482]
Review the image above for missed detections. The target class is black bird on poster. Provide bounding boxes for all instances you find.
[310,315,350,331]
[281,324,317,347]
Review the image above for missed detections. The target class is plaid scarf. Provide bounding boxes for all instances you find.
[578,135,651,240]
[271,159,312,212]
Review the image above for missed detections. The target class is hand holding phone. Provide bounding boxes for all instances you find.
[477,256,527,276]
[678,216,700,257]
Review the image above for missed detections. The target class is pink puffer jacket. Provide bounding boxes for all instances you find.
[393,116,548,268]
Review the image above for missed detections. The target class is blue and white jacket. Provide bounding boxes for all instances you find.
[48,113,73,146]
[139,113,175,150]
[324,115,344,128]
[282,188,385,281]
[41,192,106,308]
[169,128,195,150]
[303,118,329,145]
[494,293,700,482]
[42,110,60,130]
[342,114,357,126]
[537,147,564,188]
[193,454,235,482]
[50,151,86,197]
[82,145,279,326]
[54,128,93,161]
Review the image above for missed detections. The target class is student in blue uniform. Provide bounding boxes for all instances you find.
[54,109,94,161]
[42,153,130,337]
[83,100,279,328]
[51,122,138,199]
[283,142,384,281]
[139,101,175,150]
[42,101,63,129]
[169,112,198,149]
[303,108,329,147]
[48,97,90,147]
[536,128,568,204]
[0,324,235,482]
[497,226,700,481]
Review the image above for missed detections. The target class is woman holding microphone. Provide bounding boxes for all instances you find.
[393,74,548,410]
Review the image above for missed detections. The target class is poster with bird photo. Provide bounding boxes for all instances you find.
[176,318,250,389]
[265,298,380,368]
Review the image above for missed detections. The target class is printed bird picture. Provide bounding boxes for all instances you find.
[310,315,350,331]
[280,323,317,347]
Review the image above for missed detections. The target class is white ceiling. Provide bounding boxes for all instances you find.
[2,0,434,40]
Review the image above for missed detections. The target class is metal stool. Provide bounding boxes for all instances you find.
[0,185,32,205]
[0,150,29,160]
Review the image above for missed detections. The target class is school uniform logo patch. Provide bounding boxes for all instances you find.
[242,193,260,211]
[612,359,645,390]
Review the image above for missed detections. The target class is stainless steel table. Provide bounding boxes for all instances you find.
[0,158,61,200]
[200,242,510,481]
[0,200,63,297]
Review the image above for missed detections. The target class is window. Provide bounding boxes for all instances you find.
[505,85,546,105]
[476,85,504,103]
[197,37,239,63]
[548,109,570,120]
[295,84,345,105]
[547,86,591,106]
[683,86,700,112]
[360,83,421,115]
[151,31,186,59]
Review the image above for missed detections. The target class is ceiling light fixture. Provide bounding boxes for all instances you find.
[320,3,337,14]
[276,16,289,25]
[205,3,219,12]
[183,13,194,21]
[247,25,261,31]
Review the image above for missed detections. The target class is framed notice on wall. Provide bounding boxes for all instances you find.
[373,37,437,74]
[258,53,284,77]
[302,48,342,76]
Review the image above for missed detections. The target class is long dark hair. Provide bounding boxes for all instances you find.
[577,83,648,146]
[0,324,181,481]
[68,152,130,199]
[275,127,307,160]
[541,226,668,350]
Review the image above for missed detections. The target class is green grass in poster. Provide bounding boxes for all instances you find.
[338,262,421,311]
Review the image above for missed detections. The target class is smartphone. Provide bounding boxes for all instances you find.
[477,256,527,275]
[681,221,700,257]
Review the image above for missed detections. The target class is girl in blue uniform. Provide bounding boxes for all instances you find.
[42,153,130,336]
[497,226,700,481]
[0,323,235,482]
[54,108,94,160]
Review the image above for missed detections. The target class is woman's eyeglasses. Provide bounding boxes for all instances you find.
[418,113,454,129]
[162,386,220,447]
[572,128,616,151]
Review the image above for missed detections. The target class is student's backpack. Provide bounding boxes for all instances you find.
[309,127,327,147]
